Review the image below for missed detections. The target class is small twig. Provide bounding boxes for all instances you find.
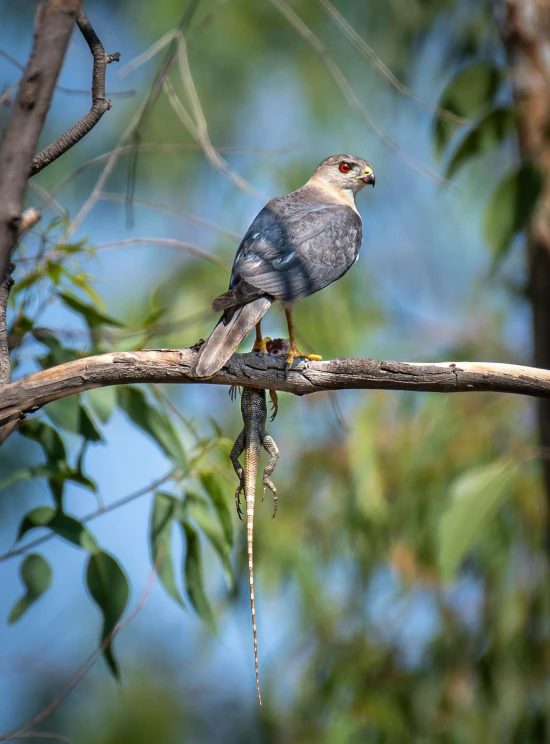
[0,468,177,563]
[93,237,230,270]
[98,192,241,241]
[319,0,468,125]
[30,8,120,176]
[269,0,453,188]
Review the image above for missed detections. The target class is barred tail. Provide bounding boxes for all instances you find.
[190,297,272,378]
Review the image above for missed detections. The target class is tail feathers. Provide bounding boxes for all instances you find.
[191,297,272,378]
[212,280,263,312]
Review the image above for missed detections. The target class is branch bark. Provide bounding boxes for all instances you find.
[1,347,550,427]
[30,8,120,176]
[0,0,79,281]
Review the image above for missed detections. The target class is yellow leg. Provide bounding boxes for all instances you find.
[251,321,271,353]
[284,309,322,370]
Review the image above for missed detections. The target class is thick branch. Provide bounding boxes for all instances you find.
[1,348,550,427]
[30,8,120,176]
[0,0,79,280]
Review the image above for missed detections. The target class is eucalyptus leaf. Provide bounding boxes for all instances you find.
[58,290,123,328]
[150,491,185,607]
[181,521,216,633]
[446,107,516,179]
[8,554,52,624]
[86,550,130,679]
[17,506,98,552]
[438,459,518,582]
[434,61,502,157]
[484,162,543,264]
[46,396,102,442]
[87,386,116,424]
[184,492,233,586]
[200,473,233,548]
[117,386,187,469]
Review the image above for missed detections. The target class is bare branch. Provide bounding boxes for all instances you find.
[30,8,120,176]
[0,0,80,281]
[93,237,230,270]
[1,348,550,429]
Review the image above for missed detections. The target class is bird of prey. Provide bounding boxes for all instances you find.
[191,154,375,377]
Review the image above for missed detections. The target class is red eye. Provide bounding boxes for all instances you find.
[339,162,352,173]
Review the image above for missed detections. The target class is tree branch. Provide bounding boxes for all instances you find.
[1,347,550,428]
[30,8,120,176]
[0,0,79,281]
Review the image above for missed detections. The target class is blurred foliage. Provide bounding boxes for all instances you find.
[1,0,550,741]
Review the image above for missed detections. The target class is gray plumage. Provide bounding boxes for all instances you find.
[191,154,374,378]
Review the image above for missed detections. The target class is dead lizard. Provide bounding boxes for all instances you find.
[230,383,279,705]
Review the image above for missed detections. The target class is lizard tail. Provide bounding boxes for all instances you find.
[246,481,262,705]
[190,297,272,378]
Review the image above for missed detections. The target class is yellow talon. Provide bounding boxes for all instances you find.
[285,346,322,370]
[252,335,271,354]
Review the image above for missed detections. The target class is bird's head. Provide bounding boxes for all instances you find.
[310,154,375,197]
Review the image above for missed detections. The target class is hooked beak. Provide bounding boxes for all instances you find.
[361,171,375,187]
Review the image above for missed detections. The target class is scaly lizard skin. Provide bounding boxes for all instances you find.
[230,386,279,705]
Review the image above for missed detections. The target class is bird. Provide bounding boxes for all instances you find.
[191,154,375,377]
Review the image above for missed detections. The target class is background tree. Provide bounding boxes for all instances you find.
[1,1,550,742]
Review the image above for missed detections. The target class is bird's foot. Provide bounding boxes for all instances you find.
[284,344,322,373]
[252,336,272,354]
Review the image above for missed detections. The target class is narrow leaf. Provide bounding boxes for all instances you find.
[87,386,116,424]
[184,492,233,586]
[8,554,52,624]
[86,550,130,678]
[438,459,518,581]
[46,396,102,442]
[58,291,123,328]
[117,386,187,468]
[181,521,215,632]
[484,162,543,264]
[200,473,233,548]
[17,506,98,552]
[150,491,185,607]
[446,107,516,179]
[434,61,502,157]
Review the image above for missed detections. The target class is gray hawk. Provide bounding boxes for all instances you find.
[191,154,375,377]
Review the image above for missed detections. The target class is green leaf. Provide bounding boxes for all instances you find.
[181,521,215,632]
[484,162,543,264]
[86,550,130,679]
[46,396,103,442]
[17,506,98,552]
[438,459,518,582]
[8,554,52,624]
[87,387,116,424]
[150,491,185,607]
[117,386,187,469]
[184,492,233,586]
[58,290,123,328]
[19,421,68,507]
[445,107,516,179]
[200,473,233,548]
[33,328,78,367]
[434,61,502,157]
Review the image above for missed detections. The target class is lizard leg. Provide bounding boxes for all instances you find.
[252,320,271,353]
[261,433,280,518]
[230,430,246,520]
[269,390,279,422]
[284,308,322,372]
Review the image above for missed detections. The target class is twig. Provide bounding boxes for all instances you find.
[1,348,550,428]
[319,0,467,125]
[269,0,452,188]
[122,0,202,226]
[98,192,241,241]
[93,237,230,270]
[30,8,120,176]
[0,468,177,563]
[0,0,80,282]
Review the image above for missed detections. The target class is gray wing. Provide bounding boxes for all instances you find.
[229,201,362,303]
